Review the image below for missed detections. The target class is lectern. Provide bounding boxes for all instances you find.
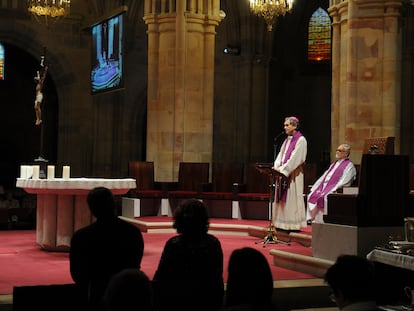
[255,163,289,246]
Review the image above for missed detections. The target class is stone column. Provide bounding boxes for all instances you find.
[143,0,223,181]
[328,0,403,162]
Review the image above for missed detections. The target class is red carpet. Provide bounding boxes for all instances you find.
[0,219,314,295]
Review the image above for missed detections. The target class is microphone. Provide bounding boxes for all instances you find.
[274,131,286,144]
[273,131,285,162]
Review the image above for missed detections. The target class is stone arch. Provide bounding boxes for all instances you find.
[0,24,81,177]
[0,25,77,97]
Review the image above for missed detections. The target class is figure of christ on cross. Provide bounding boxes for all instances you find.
[34,55,48,126]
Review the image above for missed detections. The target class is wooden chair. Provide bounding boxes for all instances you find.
[8,208,36,229]
[326,154,410,226]
[199,162,244,218]
[303,163,318,194]
[167,162,210,213]
[362,136,395,155]
[123,161,164,217]
[232,163,271,220]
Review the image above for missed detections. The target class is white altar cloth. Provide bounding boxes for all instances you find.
[16,177,136,194]
[16,177,136,251]
[367,248,414,272]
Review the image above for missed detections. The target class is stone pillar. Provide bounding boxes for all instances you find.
[143,1,223,181]
[328,0,403,163]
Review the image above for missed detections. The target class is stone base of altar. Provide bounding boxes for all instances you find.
[312,222,404,261]
[16,178,136,252]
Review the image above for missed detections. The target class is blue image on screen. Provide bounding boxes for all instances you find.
[91,13,123,94]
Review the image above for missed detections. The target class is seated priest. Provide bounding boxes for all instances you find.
[306,144,356,224]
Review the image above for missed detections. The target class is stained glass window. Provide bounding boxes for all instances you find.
[308,7,331,62]
[0,43,4,80]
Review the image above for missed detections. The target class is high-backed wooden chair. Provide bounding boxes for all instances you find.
[167,162,210,212]
[362,136,395,155]
[303,163,318,194]
[232,163,271,220]
[199,162,244,218]
[326,154,410,226]
[123,161,164,217]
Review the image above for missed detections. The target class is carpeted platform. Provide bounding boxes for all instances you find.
[0,218,316,295]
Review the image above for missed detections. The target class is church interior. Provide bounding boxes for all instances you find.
[1,0,414,309]
[0,0,412,187]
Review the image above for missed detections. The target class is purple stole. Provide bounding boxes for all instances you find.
[275,131,302,202]
[307,158,351,209]
[281,131,302,165]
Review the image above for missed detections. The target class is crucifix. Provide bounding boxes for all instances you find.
[33,48,49,176]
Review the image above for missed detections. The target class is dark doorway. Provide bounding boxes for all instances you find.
[0,43,58,189]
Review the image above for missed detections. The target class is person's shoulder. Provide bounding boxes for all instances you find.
[298,134,307,142]
[116,218,143,233]
[72,223,95,236]
[70,223,96,244]
[205,233,223,249]
[206,233,221,242]
[166,234,183,245]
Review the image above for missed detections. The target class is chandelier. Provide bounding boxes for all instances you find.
[249,0,294,32]
[28,0,71,25]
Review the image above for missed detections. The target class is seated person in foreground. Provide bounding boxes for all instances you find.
[102,268,154,311]
[224,247,277,311]
[69,187,144,311]
[306,144,356,223]
[324,254,381,310]
[152,198,224,311]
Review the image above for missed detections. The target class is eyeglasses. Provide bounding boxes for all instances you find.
[336,149,346,152]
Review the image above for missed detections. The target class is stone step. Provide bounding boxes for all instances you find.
[270,249,334,278]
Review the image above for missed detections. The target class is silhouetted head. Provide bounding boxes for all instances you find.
[173,199,209,236]
[324,255,377,308]
[225,247,274,308]
[103,268,153,311]
[87,187,116,220]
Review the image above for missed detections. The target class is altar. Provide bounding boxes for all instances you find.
[16,178,136,251]
[367,249,414,305]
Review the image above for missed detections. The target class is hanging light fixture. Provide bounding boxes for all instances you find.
[249,0,294,32]
[28,0,71,26]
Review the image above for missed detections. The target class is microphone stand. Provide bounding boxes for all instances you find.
[273,131,286,162]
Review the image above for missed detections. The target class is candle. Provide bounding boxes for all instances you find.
[20,165,29,179]
[26,166,33,179]
[32,165,40,180]
[47,165,55,179]
[62,166,70,179]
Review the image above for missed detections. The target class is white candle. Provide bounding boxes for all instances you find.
[20,165,28,179]
[32,165,40,180]
[62,166,70,179]
[47,165,55,179]
[26,166,33,179]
